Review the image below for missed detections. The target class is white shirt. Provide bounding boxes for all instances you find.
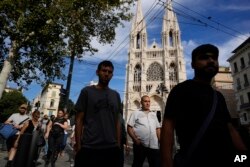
[127,110,161,149]
[7,113,29,125]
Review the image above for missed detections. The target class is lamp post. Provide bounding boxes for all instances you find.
[156,83,168,123]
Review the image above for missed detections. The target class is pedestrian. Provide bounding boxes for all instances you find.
[74,60,122,167]
[44,110,68,167]
[4,103,29,167]
[127,95,161,167]
[40,114,49,155]
[59,112,71,157]
[160,44,248,167]
[43,114,55,157]
[13,110,42,167]
[40,115,49,134]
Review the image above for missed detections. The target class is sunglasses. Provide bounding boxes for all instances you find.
[20,107,27,110]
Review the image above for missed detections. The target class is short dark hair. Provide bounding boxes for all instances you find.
[192,44,219,62]
[97,60,114,71]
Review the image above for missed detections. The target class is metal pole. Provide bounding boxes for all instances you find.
[64,54,75,111]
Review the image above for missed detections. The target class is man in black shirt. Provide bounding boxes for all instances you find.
[160,44,248,167]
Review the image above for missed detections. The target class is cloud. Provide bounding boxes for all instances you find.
[218,35,249,66]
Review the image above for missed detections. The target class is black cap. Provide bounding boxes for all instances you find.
[192,44,219,62]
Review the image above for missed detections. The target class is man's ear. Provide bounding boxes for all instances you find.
[96,70,98,76]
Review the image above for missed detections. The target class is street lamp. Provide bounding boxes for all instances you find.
[156,83,168,122]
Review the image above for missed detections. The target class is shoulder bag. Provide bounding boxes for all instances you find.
[0,117,29,140]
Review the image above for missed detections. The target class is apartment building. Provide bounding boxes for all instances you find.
[211,66,238,119]
[32,83,63,116]
[227,37,250,126]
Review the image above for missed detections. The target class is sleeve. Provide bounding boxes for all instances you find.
[7,114,14,122]
[155,115,161,128]
[127,112,136,127]
[75,88,88,113]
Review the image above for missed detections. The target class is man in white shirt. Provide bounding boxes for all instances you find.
[4,103,29,167]
[127,95,161,167]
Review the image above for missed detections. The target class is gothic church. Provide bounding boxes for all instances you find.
[124,0,187,123]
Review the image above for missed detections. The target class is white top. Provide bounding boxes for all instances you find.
[7,113,29,125]
[64,119,71,134]
[127,110,161,149]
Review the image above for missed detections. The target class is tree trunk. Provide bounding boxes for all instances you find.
[0,42,16,99]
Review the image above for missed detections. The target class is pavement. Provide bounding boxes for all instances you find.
[0,142,149,167]
[0,135,150,167]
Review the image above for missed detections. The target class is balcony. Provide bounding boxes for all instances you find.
[240,103,250,110]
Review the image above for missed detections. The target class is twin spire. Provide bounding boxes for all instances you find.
[131,0,180,49]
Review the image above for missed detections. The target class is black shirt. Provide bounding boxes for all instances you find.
[164,80,234,166]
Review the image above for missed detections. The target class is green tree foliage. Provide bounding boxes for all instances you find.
[0,90,28,122]
[0,0,67,87]
[0,0,134,95]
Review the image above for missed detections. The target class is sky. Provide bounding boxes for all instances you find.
[8,0,250,103]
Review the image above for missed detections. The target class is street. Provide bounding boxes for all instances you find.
[0,139,149,167]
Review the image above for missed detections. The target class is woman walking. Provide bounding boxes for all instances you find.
[44,110,68,167]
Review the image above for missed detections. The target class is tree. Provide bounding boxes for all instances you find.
[0,0,134,99]
[0,90,28,122]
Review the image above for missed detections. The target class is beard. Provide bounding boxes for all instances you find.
[195,65,218,80]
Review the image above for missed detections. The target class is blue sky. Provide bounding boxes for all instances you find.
[8,0,250,103]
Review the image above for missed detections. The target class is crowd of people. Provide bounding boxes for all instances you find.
[1,45,250,167]
[1,104,74,167]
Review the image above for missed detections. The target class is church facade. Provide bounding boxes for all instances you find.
[124,0,187,123]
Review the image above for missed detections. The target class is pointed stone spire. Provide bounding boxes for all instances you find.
[130,0,147,49]
[162,0,181,47]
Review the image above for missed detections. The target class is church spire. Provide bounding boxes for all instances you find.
[162,0,180,48]
[130,0,147,50]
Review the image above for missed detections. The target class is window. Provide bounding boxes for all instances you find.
[169,31,174,47]
[243,74,249,87]
[50,99,55,107]
[147,62,164,81]
[240,57,245,69]
[237,78,241,90]
[247,92,250,103]
[146,85,153,92]
[243,113,248,122]
[136,33,141,49]
[134,64,141,82]
[233,62,238,73]
[52,91,56,97]
[169,63,177,82]
[240,95,244,105]
[248,53,250,65]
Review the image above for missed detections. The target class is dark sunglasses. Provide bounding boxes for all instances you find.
[20,107,27,110]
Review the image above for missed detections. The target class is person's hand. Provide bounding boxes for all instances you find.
[125,145,130,156]
[134,137,141,145]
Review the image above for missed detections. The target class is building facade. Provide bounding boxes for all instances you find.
[124,0,186,123]
[227,37,250,127]
[211,66,238,119]
[31,83,62,116]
